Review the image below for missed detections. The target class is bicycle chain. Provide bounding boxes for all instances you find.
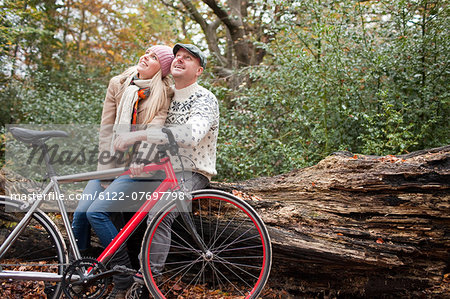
[62,258,109,299]
[0,263,70,267]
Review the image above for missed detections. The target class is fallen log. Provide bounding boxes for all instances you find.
[211,146,450,297]
[1,146,448,297]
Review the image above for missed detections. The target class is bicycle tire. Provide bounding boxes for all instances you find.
[141,189,272,298]
[0,196,67,298]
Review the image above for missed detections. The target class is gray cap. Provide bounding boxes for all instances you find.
[173,43,207,68]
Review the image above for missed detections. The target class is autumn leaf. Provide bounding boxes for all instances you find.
[443,273,450,283]
[172,284,182,291]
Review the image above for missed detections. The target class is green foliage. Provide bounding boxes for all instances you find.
[358,97,418,154]
[0,61,107,168]
[211,0,449,181]
[19,64,105,124]
[1,0,448,182]
[1,63,105,125]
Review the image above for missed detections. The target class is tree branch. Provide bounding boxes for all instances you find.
[179,0,227,67]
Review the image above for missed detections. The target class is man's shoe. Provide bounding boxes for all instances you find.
[106,286,128,299]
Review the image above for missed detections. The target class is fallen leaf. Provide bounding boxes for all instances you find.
[173,284,182,291]
[443,273,450,283]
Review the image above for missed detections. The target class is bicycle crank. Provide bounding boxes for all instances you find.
[61,258,109,299]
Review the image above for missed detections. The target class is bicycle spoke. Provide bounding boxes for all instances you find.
[219,255,263,260]
[208,199,212,248]
[209,261,226,293]
[212,255,257,289]
[208,198,223,248]
[181,259,208,297]
[160,254,202,282]
[14,246,56,260]
[213,232,262,255]
[209,261,248,297]
[160,256,201,297]
[158,261,196,277]
[216,244,263,253]
[212,218,248,253]
[149,248,198,255]
[150,241,200,255]
[208,209,241,250]
[214,254,262,276]
[154,217,201,254]
[216,260,263,271]
[197,198,205,245]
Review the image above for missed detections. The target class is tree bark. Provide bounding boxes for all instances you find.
[211,146,450,297]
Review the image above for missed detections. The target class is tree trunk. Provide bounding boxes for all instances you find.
[211,146,450,297]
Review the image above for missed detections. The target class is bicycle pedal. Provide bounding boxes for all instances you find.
[112,265,137,275]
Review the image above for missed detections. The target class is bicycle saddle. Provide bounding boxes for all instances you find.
[9,127,69,145]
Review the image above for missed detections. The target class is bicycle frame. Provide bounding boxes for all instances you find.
[0,154,186,282]
[2,128,272,299]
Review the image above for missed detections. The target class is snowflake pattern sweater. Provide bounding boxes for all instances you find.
[150,82,219,179]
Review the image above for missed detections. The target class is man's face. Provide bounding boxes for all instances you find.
[171,48,203,81]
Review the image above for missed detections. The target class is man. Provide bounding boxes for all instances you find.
[112,43,219,298]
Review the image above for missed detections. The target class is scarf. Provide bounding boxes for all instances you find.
[115,76,152,126]
[111,75,152,154]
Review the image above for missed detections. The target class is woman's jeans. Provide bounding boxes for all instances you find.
[72,172,209,289]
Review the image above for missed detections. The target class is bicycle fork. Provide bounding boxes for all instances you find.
[175,192,208,254]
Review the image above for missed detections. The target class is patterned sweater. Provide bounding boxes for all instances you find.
[149,82,219,179]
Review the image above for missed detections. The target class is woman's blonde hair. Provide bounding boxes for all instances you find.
[119,66,173,125]
[142,70,173,124]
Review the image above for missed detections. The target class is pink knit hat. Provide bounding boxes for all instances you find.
[149,45,174,78]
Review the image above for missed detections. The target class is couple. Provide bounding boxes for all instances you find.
[71,43,219,298]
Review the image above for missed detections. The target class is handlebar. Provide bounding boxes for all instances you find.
[161,127,179,156]
[153,127,179,163]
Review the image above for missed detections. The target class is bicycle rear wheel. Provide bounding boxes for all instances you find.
[141,189,272,299]
[0,196,67,298]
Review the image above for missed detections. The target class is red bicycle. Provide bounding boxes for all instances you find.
[0,127,272,298]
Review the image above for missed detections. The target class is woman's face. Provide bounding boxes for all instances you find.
[137,49,161,79]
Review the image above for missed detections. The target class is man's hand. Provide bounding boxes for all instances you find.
[113,131,147,151]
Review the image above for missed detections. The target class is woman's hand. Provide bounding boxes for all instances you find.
[100,182,110,189]
[129,162,145,177]
[113,131,147,151]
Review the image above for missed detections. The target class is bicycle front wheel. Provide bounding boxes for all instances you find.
[0,196,67,298]
[141,189,272,299]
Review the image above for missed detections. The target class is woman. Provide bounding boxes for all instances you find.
[71,45,174,298]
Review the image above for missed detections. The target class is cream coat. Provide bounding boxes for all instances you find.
[97,67,172,171]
